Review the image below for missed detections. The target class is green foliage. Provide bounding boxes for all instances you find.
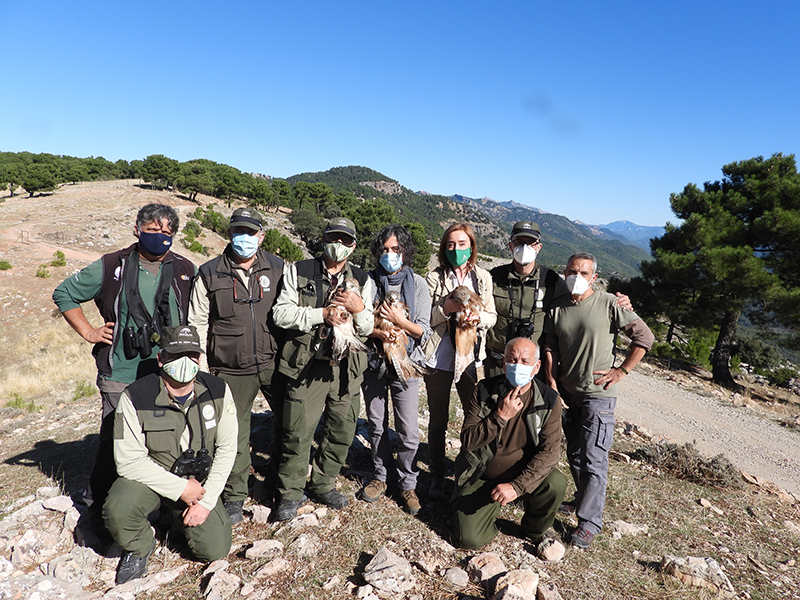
[72,380,97,401]
[761,366,799,388]
[262,229,304,262]
[50,250,66,267]
[188,240,209,255]
[196,205,230,235]
[183,219,202,239]
[22,163,58,197]
[289,208,326,254]
[405,222,432,275]
[36,264,50,278]
[141,154,179,189]
[0,259,11,271]
[7,392,38,412]
[733,332,782,371]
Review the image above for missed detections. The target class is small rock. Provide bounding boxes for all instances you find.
[661,554,736,598]
[444,567,470,589]
[364,546,416,594]
[784,520,800,538]
[699,498,724,515]
[322,574,340,590]
[63,507,81,533]
[467,552,506,585]
[608,520,649,536]
[289,513,320,528]
[203,569,241,600]
[36,487,61,500]
[204,559,229,574]
[290,533,321,558]
[42,496,73,513]
[251,505,271,524]
[492,569,539,600]
[536,583,564,600]
[240,582,255,595]
[245,540,283,560]
[254,558,290,579]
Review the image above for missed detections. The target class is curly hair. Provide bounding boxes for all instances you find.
[370,225,417,269]
[137,203,179,235]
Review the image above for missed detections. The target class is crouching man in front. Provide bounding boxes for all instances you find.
[104,325,238,584]
[452,337,567,561]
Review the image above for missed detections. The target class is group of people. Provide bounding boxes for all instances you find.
[53,203,653,584]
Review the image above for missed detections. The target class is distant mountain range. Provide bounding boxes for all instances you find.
[286,166,656,278]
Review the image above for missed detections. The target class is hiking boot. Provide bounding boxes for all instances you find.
[400,489,421,516]
[310,489,348,510]
[428,476,446,501]
[224,500,244,525]
[558,501,576,516]
[360,480,387,503]
[570,526,595,549]
[116,541,155,584]
[530,529,565,562]
[274,499,303,521]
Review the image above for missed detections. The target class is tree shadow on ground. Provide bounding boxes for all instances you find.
[4,435,97,494]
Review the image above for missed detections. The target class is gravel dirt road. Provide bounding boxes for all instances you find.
[617,370,800,496]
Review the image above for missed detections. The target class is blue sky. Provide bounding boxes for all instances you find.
[2,1,798,227]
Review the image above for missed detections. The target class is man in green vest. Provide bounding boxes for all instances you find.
[189,207,286,524]
[104,325,237,584]
[271,218,375,521]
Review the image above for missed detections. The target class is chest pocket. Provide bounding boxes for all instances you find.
[142,422,181,455]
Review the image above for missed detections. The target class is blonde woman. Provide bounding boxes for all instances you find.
[423,223,497,500]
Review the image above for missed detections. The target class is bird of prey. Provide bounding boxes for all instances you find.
[449,286,483,383]
[373,290,427,389]
[330,277,369,364]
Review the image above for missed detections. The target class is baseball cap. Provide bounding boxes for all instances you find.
[510,221,541,241]
[159,325,204,355]
[230,208,263,232]
[324,217,357,241]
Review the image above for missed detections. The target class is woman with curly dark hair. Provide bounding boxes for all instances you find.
[359,225,432,516]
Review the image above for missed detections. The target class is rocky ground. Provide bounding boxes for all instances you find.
[1,181,800,599]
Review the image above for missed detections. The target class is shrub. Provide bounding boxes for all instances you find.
[188,240,209,256]
[262,228,304,262]
[50,250,66,267]
[630,441,743,489]
[7,392,38,412]
[0,259,11,271]
[72,380,97,402]
[759,366,799,388]
[183,219,202,238]
[36,264,50,278]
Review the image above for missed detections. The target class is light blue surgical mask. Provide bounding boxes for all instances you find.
[379,252,404,273]
[231,232,260,259]
[505,363,535,388]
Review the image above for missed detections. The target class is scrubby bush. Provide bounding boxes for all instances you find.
[7,392,38,412]
[0,259,11,271]
[631,441,743,489]
[72,380,97,401]
[183,219,202,239]
[50,250,66,267]
[262,228,304,262]
[36,265,50,278]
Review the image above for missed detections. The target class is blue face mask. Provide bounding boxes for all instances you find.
[138,231,173,257]
[231,232,261,259]
[505,363,535,388]
[379,252,404,273]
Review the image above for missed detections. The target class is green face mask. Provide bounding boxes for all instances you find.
[324,241,353,263]
[445,247,472,268]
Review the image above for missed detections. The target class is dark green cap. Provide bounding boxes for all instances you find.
[159,325,204,355]
[510,221,541,241]
[230,207,263,232]
[324,217,357,241]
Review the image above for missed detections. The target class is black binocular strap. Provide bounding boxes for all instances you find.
[124,250,174,334]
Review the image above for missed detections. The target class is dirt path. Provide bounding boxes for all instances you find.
[617,370,800,496]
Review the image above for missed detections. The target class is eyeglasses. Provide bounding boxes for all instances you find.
[232,277,263,305]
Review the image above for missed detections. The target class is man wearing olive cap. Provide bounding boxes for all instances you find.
[104,325,237,584]
[271,217,375,521]
[189,207,286,524]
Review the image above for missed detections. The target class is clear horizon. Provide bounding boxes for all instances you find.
[2,1,798,229]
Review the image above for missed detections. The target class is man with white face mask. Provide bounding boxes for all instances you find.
[542,252,654,550]
[486,221,570,379]
[452,337,567,561]
[271,217,375,521]
[189,207,286,525]
[104,325,237,584]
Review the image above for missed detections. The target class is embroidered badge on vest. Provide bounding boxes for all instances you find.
[259,275,270,292]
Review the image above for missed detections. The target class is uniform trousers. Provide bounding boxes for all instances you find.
[104,477,231,562]
[216,363,285,502]
[277,359,361,502]
[561,392,617,535]
[453,469,566,550]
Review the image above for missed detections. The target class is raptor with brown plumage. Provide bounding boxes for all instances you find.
[449,285,484,383]
[330,277,369,364]
[374,291,427,389]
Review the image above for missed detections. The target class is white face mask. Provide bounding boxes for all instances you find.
[512,244,538,266]
[162,355,199,383]
[565,274,592,296]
